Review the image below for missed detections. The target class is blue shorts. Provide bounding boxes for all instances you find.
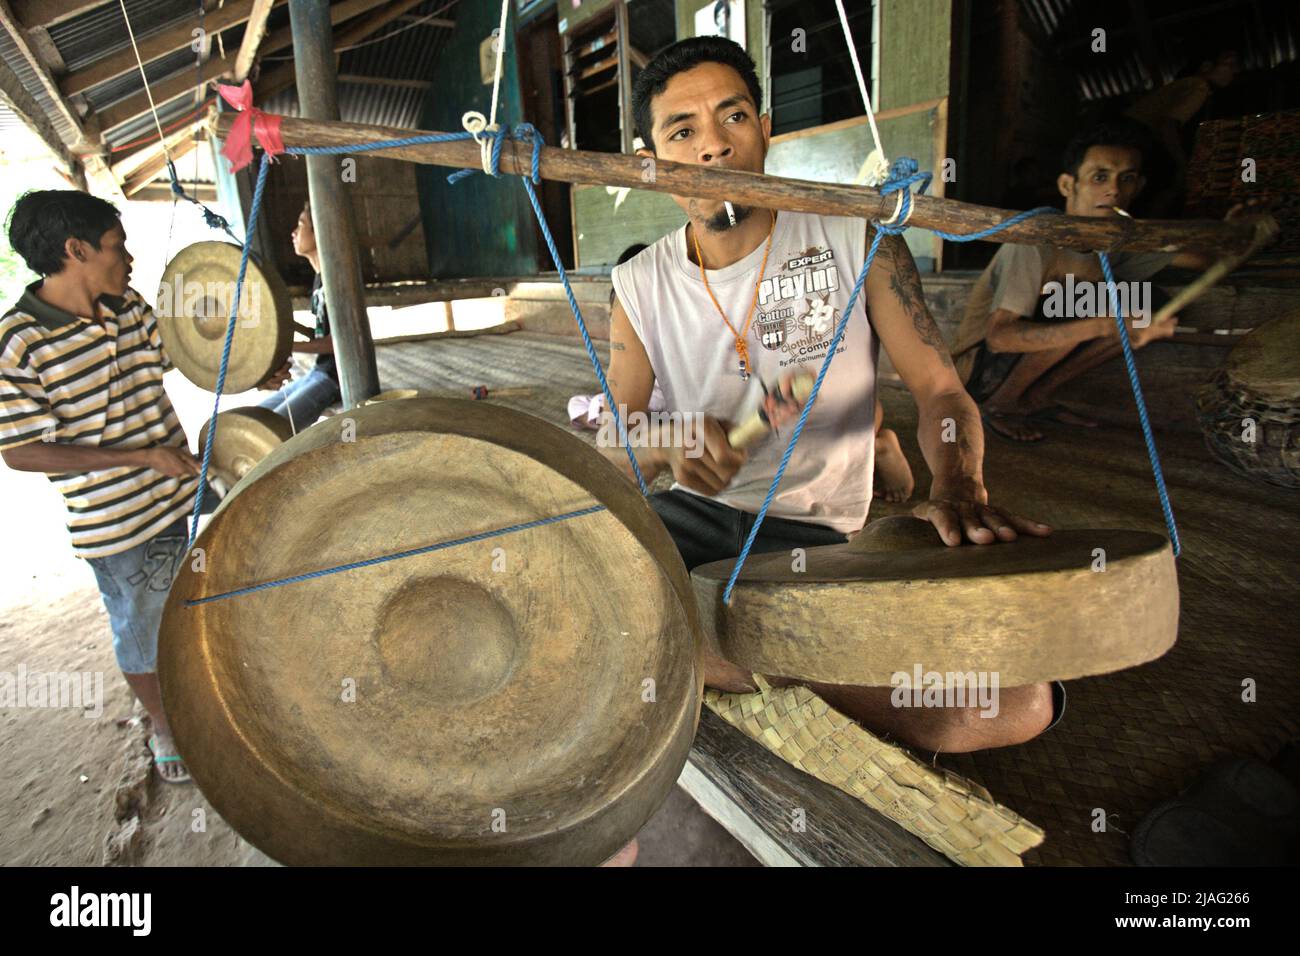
[86,489,218,674]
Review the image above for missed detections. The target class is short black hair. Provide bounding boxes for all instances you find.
[631,36,762,152]
[1061,121,1150,178]
[6,190,120,276]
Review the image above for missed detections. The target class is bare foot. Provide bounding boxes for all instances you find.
[1025,402,1098,428]
[873,428,915,502]
[981,407,1043,443]
[600,838,638,867]
[147,733,192,785]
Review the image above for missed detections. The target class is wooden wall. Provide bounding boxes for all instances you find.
[416,0,541,279]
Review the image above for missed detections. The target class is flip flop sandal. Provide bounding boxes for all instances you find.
[147,735,193,785]
[1131,756,1300,866]
[980,408,1044,444]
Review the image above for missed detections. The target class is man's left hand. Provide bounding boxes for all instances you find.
[912,488,1052,547]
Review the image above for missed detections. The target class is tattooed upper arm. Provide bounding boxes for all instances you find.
[867,228,957,376]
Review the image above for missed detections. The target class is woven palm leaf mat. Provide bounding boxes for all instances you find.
[705,680,1045,865]
[377,331,1299,866]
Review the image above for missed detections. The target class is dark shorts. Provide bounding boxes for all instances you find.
[648,488,848,572]
[648,488,1067,731]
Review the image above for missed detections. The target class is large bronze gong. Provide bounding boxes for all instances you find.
[693,516,1178,687]
[155,241,293,393]
[159,399,703,865]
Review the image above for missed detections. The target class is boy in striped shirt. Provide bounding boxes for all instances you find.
[0,190,284,783]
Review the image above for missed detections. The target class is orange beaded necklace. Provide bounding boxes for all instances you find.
[691,209,776,380]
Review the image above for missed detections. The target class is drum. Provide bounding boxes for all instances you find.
[154,242,294,393]
[196,407,293,495]
[1196,311,1300,488]
[692,515,1179,687]
[159,399,703,865]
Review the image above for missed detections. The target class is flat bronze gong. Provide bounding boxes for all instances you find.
[196,406,294,494]
[692,516,1178,687]
[159,399,703,866]
[155,241,293,393]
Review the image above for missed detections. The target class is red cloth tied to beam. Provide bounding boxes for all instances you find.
[218,81,285,172]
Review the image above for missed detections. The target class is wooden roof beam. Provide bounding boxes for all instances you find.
[0,0,94,146]
[0,54,86,188]
[9,1,98,30]
[233,0,280,83]
[254,0,431,105]
[60,0,287,98]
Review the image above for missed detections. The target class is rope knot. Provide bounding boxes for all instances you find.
[875,156,932,233]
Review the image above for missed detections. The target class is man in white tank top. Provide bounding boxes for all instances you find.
[602,37,1063,766]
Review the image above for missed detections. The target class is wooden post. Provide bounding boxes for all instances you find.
[211,113,1275,258]
[288,0,378,409]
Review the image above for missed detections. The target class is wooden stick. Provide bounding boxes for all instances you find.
[1149,216,1281,325]
[211,113,1277,257]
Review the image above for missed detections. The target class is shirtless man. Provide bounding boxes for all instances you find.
[602,37,1063,760]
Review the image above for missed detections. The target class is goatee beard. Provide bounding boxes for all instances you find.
[704,203,754,232]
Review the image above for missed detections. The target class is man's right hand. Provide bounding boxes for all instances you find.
[142,446,201,478]
[664,415,747,496]
[1123,313,1179,348]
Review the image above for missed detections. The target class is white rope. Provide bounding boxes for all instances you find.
[835,0,889,186]
[118,0,171,163]
[487,0,510,130]
[462,0,512,175]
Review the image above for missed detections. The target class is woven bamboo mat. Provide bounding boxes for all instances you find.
[705,680,1044,866]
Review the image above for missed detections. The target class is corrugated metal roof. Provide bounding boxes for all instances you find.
[0,26,80,147]
[47,0,207,73]
[7,0,460,179]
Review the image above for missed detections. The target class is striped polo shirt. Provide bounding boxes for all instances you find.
[0,282,199,559]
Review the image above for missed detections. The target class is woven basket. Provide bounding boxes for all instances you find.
[705,680,1045,866]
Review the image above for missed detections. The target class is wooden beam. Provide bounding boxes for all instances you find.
[337,74,431,90]
[0,53,84,187]
[213,113,1276,257]
[0,0,92,145]
[684,709,950,867]
[9,1,98,30]
[334,0,428,50]
[111,119,204,181]
[254,0,429,105]
[60,0,286,98]
[121,131,201,196]
[257,0,391,61]
[98,53,231,132]
[234,0,281,83]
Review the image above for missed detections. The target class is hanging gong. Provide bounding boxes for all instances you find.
[155,241,293,393]
[692,516,1178,687]
[196,407,294,494]
[158,398,703,866]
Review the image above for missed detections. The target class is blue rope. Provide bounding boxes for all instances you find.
[721,157,1179,601]
[1097,252,1181,555]
[188,151,272,549]
[185,505,608,606]
[185,124,644,599]
[186,139,1178,605]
